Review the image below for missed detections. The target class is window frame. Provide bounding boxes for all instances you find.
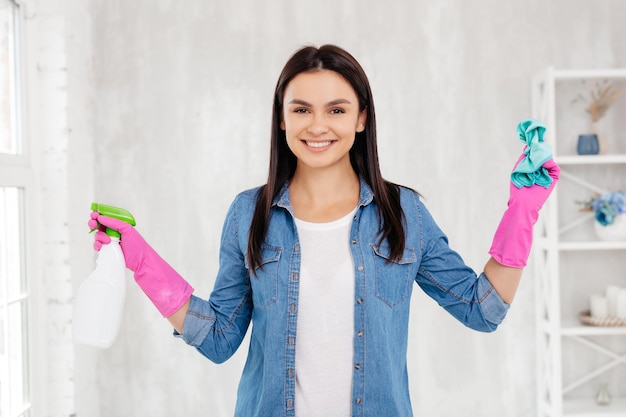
[0,1,42,416]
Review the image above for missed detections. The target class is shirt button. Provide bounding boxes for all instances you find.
[295,244,300,252]
[351,239,357,244]
[353,216,358,221]
[355,364,361,370]
[355,398,362,404]
[357,265,364,271]
[357,298,363,304]
[357,331,363,337]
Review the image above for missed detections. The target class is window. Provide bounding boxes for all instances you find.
[1,0,20,155]
[0,1,31,416]
[0,189,30,417]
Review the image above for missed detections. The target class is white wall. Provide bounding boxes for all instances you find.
[26,0,626,416]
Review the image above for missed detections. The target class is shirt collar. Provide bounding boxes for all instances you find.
[272,176,375,213]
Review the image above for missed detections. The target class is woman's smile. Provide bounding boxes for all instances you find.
[303,139,336,149]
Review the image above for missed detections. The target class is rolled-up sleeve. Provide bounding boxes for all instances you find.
[413,196,510,332]
[173,195,254,363]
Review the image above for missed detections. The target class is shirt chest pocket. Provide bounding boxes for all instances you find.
[371,244,417,307]
[247,245,282,310]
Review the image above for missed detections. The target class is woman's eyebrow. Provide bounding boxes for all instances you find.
[287,98,352,106]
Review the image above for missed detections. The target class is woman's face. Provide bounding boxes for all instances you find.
[280,70,366,173]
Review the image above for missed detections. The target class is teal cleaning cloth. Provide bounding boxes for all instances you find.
[510,118,553,189]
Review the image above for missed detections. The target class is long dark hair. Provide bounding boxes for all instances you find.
[247,44,406,271]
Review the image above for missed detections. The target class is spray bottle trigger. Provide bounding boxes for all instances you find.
[90,203,136,239]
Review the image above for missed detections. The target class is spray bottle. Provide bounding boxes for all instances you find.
[72,203,136,348]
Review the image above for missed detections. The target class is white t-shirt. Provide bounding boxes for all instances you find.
[293,207,357,417]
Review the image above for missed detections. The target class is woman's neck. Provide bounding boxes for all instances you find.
[289,165,360,223]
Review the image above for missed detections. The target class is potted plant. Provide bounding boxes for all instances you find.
[573,82,623,154]
[579,191,626,240]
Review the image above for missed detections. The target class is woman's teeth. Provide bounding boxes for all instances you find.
[306,140,333,148]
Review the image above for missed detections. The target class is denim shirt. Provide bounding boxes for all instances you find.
[177,179,509,417]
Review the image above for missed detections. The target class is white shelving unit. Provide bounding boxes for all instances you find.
[532,67,626,417]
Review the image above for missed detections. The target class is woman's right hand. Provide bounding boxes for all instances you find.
[87,211,194,318]
[89,211,147,272]
[89,211,112,250]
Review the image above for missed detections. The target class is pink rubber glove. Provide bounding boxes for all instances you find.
[488,157,560,268]
[89,212,194,317]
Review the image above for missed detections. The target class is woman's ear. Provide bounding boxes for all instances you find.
[356,108,367,133]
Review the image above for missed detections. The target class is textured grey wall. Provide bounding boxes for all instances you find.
[71,0,626,416]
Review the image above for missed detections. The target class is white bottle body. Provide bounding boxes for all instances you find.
[73,238,126,348]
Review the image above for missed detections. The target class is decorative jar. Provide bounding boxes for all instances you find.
[594,214,626,241]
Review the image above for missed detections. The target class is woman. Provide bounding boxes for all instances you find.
[90,44,559,417]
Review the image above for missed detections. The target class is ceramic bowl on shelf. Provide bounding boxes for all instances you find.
[579,310,626,327]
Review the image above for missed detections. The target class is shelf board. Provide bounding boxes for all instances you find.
[558,241,626,251]
[534,239,626,250]
[553,68,626,80]
[561,324,626,336]
[556,155,626,165]
[538,318,626,336]
[564,397,626,417]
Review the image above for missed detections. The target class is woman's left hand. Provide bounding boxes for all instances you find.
[488,157,560,268]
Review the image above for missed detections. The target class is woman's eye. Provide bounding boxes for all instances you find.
[293,108,309,114]
[330,108,345,114]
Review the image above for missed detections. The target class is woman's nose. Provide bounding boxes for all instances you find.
[306,113,329,136]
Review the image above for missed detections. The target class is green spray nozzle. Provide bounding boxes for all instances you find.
[91,202,136,239]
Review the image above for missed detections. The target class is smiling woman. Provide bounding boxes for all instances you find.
[89,44,559,417]
[280,70,367,222]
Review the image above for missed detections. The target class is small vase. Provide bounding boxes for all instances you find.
[596,383,611,406]
[594,215,626,241]
[576,134,599,155]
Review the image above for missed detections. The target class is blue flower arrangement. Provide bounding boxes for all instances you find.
[580,191,626,226]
